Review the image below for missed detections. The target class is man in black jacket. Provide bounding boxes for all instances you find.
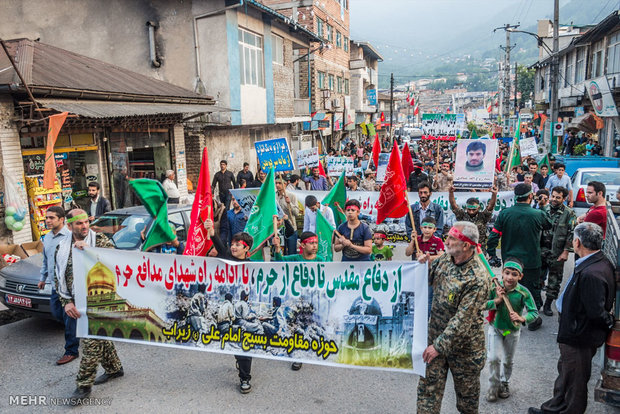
[529,222,615,414]
[85,182,111,221]
[212,160,237,209]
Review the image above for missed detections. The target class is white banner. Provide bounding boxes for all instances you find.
[520,137,538,157]
[231,188,515,243]
[326,156,354,176]
[296,147,319,168]
[73,248,428,375]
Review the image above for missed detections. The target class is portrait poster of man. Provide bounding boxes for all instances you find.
[453,139,497,189]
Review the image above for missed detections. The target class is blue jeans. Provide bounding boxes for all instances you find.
[284,233,298,256]
[51,288,79,356]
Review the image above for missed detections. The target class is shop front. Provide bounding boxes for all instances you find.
[20,131,104,239]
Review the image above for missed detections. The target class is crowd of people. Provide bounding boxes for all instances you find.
[37,130,617,413]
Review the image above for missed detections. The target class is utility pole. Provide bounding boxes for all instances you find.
[389,72,394,143]
[550,0,560,150]
[514,61,518,112]
[494,23,519,128]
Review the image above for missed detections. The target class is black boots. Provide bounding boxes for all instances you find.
[543,298,554,317]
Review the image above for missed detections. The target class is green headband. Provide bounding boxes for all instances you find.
[67,213,88,223]
[516,190,532,199]
[465,204,479,209]
[421,223,436,228]
[504,261,523,273]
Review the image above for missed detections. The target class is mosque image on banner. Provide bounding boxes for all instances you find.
[74,249,427,373]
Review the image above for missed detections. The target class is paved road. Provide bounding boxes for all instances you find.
[0,248,617,413]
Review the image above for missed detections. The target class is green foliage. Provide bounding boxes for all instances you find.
[516,65,535,106]
[573,143,586,156]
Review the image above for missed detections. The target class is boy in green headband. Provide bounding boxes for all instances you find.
[485,257,538,402]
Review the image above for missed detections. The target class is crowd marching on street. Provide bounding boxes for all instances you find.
[35,121,617,414]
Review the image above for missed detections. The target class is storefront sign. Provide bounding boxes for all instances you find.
[574,106,585,117]
[367,89,377,106]
[74,248,428,375]
[587,76,619,117]
[296,147,320,168]
[24,153,67,175]
[255,138,294,172]
[231,188,515,244]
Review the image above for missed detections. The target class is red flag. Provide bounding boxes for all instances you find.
[43,112,68,189]
[380,112,385,122]
[184,147,214,256]
[540,114,548,131]
[413,104,419,115]
[372,134,381,167]
[409,96,415,107]
[376,144,409,224]
[318,160,327,177]
[401,142,415,179]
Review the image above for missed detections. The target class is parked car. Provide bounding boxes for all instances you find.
[0,204,192,317]
[571,167,620,217]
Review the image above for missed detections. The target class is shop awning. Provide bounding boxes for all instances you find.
[36,99,236,119]
[567,112,605,134]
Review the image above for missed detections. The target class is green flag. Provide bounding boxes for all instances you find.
[367,122,377,137]
[322,171,347,225]
[504,118,522,173]
[538,153,551,170]
[244,168,278,254]
[470,128,479,139]
[129,179,176,251]
[316,210,335,261]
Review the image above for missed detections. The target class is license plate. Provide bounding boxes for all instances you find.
[6,294,32,308]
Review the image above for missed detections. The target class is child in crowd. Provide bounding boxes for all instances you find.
[405,217,444,260]
[408,217,445,316]
[371,230,393,261]
[486,258,538,402]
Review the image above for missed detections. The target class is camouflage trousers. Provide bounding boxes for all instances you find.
[541,250,566,300]
[76,339,122,388]
[416,346,486,414]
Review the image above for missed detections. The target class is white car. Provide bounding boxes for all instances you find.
[571,167,620,216]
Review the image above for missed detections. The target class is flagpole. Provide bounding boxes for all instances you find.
[404,191,421,256]
[205,205,212,240]
[475,246,514,312]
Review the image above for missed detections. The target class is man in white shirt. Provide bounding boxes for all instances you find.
[303,195,336,233]
[163,170,181,203]
[545,163,573,207]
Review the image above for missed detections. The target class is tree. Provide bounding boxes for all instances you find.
[516,64,535,108]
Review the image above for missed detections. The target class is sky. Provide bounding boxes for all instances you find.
[349,0,618,72]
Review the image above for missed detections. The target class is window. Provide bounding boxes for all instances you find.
[316,18,323,37]
[337,76,342,93]
[271,34,284,65]
[344,36,349,52]
[607,32,620,74]
[591,40,604,78]
[564,53,574,87]
[326,24,333,43]
[336,31,342,48]
[238,28,264,87]
[344,78,350,95]
[328,74,335,91]
[318,71,326,89]
[575,48,586,82]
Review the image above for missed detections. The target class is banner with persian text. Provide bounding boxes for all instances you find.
[231,189,515,243]
[74,248,428,375]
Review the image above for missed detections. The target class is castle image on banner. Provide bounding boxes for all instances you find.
[338,292,415,368]
[85,261,169,343]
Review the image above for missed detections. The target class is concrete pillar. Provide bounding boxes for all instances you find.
[172,123,188,199]
[0,96,32,243]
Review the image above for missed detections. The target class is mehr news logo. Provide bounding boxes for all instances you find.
[9,395,112,406]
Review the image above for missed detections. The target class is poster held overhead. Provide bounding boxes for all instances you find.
[255,138,294,172]
[453,139,498,190]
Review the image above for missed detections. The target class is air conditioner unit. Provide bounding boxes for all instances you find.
[324,99,332,111]
[332,98,341,108]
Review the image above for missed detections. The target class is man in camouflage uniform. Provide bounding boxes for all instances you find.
[431,161,453,192]
[540,186,576,316]
[416,221,491,414]
[448,185,498,251]
[56,209,123,402]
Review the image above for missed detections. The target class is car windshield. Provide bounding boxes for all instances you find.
[90,214,150,250]
[580,171,620,186]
